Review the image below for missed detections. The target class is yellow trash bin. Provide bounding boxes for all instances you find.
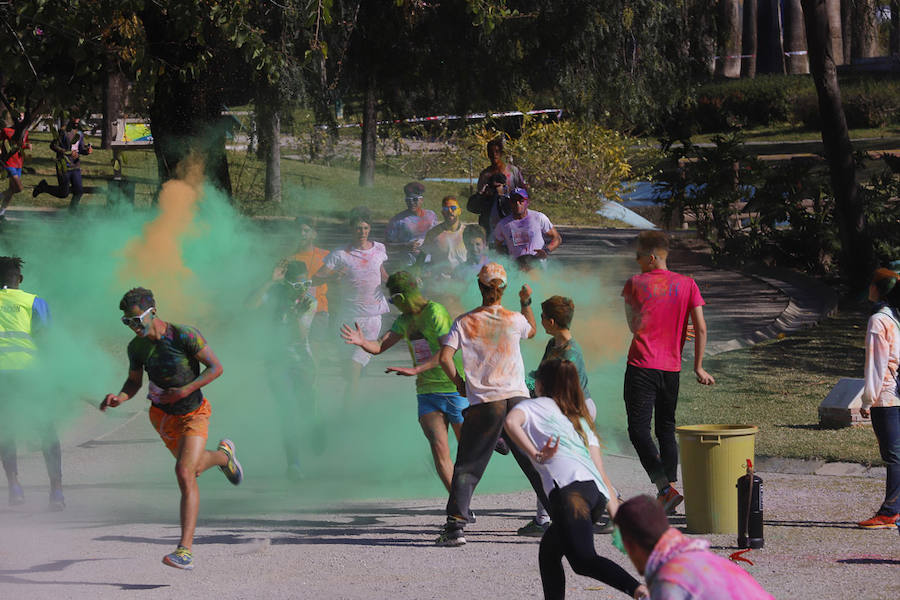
[676,424,758,534]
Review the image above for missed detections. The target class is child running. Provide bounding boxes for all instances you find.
[340,271,468,491]
[100,287,243,570]
[504,359,648,600]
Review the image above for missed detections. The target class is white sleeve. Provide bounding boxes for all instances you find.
[443,319,462,350]
[515,312,531,338]
[586,424,601,448]
[863,315,891,409]
[539,212,553,234]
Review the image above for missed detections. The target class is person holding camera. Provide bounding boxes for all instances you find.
[33,117,93,212]
[467,138,526,237]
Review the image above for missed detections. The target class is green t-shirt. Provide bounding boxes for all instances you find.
[390,301,464,395]
[127,323,208,415]
[527,337,592,399]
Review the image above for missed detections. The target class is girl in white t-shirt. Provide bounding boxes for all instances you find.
[505,359,648,600]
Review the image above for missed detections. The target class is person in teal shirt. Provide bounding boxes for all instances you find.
[341,271,468,493]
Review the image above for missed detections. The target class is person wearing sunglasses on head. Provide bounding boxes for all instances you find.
[0,256,64,511]
[340,271,468,494]
[419,195,468,279]
[247,260,318,480]
[386,181,439,266]
[100,287,242,571]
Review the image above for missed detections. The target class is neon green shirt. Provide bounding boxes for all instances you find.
[390,301,464,395]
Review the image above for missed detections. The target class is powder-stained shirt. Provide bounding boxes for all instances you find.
[389,301,464,395]
[0,128,28,169]
[323,242,389,318]
[862,306,900,410]
[424,223,467,271]
[622,269,704,372]
[443,305,531,404]
[128,323,208,415]
[290,247,329,312]
[528,338,591,399]
[386,209,439,245]
[493,210,554,259]
[512,396,606,499]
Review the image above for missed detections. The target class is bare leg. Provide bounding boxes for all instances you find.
[419,411,454,492]
[173,436,227,550]
[344,361,363,403]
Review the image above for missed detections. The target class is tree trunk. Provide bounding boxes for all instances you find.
[358,76,376,187]
[757,0,786,73]
[801,0,873,289]
[102,65,127,150]
[891,0,900,55]
[850,0,878,60]
[716,0,743,78]
[784,0,810,73]
[839,0,851,64]
[264,109,281,203]
[741,0,759,77]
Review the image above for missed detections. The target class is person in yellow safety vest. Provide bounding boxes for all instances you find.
[0,256,63,510]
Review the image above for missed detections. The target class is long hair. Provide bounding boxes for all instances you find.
[535,359,598,448]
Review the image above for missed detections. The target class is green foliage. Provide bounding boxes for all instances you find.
[861,168,900,265]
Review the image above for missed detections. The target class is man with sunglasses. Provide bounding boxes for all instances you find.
[386,181,438,265]
[340,271,468,494]
[493,188,562,270]
[247,260,318,479]
[101,287,243,570]
[420,195,468,278]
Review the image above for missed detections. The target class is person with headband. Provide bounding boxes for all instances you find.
[505,359,647,600]
[421,195,468,278]
[434,261,550,546]
[613,495,773,599]
[313,207,389,402]
[0,256,63,511]
[101,287,243,570]
[857,268,900,530]
[386,181,439,265]
[492,188,562,271]
[340,271,468,493]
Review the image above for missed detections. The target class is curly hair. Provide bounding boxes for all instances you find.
[119,287,156,311]
[0,256,24,287]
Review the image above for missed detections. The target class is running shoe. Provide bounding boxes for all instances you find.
[657,485,683,515]
[857,513,899,529]
[593,518,615,534]
[435,519,466,547]
[48,488,65,512]
[8,483,24,506]
[217,439,243,485]
[516,519,550,537]
[466,510,476,524]
[162,546,194,570]
[494,437,510,455]
[32,180,46,198]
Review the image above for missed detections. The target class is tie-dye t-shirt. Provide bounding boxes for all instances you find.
[386,209,439,244]
[127,323,208,415]
[622,269,704,372]
[443,305,531,404]
[323,242,390,318]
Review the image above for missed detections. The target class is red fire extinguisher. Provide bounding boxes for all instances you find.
[737,459,764,549]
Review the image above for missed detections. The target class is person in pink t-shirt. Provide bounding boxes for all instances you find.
[621,231,714,514]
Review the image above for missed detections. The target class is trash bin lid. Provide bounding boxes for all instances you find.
[676,424,758,437]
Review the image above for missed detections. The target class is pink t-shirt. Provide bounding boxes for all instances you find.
[622,270,704,372]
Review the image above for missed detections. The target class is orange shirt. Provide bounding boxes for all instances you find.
[290,247,329,312]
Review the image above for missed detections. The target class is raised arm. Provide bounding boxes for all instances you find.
[341,327,401,356]
[519,284,537,338]
[246,262,286,309]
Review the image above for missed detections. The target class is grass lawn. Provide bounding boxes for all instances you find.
[678,305,883,464]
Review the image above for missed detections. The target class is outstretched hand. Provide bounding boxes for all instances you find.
[340,322,365,346]
[385,366,418,377]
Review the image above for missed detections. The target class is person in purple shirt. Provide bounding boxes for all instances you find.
[0,256,62,510]
[386,182,439,265]
[493,188,562,271]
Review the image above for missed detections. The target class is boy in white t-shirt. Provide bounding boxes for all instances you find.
[434,262,550,547]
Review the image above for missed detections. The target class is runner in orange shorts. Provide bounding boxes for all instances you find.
[100,287,243,570]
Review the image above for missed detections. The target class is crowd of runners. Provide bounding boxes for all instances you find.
[4,137,897,598]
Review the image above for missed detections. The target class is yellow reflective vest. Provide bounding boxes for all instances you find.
[0,288,38,370]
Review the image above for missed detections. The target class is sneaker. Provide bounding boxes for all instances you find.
[435,519,466,547]
[8,483,24,506]
[494,437,510,455]
[217,439,243,485]
[48,488,65,511]
[466,510,476,524]
[857,513,899,529]
[516,519,550,537]
[162,546,194,570]
[32,179,45,198]
[657,485,683,515]
[593,519,615,534]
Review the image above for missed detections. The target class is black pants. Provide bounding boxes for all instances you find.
[624,364,680,485]
[44,169,84,210]
[446,397,549,522]
[539,480,639,599]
